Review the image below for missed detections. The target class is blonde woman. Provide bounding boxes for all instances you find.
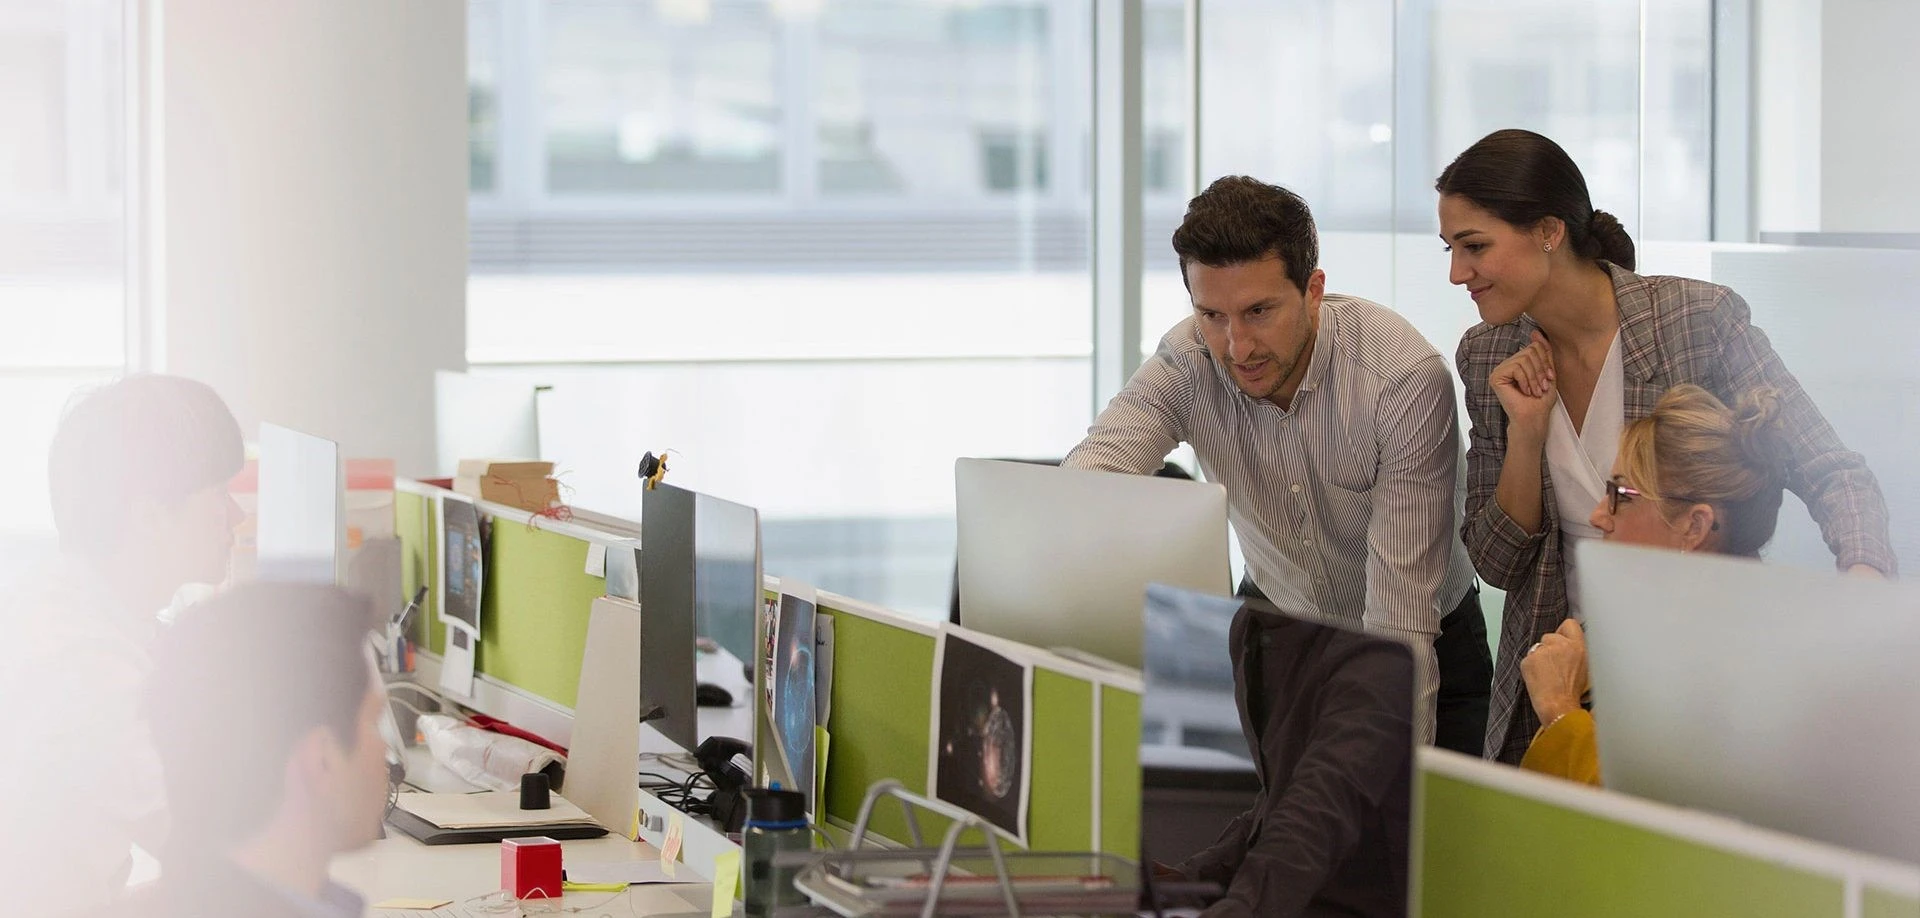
[1519,384,1788,784]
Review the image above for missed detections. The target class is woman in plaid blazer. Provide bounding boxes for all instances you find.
[1433,129,1897,763]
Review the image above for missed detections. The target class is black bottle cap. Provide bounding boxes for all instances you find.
[743,787,806,826]
[520,772,551,810]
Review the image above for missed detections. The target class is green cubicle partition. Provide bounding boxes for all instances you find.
[396,486,605,706]
[1415,748,1920,918]
[393,481,1142,861]
[810,593,1143,860]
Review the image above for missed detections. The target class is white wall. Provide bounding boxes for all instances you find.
[154,0,467,475]
[1820,0,1920,233]
[1753,0,1822,233]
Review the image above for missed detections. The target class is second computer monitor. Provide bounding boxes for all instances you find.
[954,458,1231,669]
[639,482,762,754]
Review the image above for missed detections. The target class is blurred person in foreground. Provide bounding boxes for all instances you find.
[92,583,391,918]
[0,375,244,915]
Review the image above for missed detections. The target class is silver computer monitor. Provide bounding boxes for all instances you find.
[954,458,1230,668]
[256,423,343,584]
[1579,541,1920,864]
[639,482,762,754]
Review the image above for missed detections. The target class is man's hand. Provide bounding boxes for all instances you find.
[1521,618,1588,726]
[1490,330,1559,442]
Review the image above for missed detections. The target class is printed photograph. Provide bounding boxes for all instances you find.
[771,590,817,811]
[932,631,1031,842]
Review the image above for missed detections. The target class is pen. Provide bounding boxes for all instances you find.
[562,881,629,893]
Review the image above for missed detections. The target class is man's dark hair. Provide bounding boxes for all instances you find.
[148,583,375,847]
[1171,176,1320,293]
[1434,128,1636,271]
[47,374,243,554]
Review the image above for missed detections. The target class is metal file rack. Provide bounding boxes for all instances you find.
[783,780,1139,918]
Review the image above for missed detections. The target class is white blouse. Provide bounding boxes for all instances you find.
[1544,334,1625,622]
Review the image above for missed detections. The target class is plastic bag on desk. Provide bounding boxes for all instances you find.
[417,714,567,792]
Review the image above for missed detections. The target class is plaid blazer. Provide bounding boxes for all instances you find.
[1456,263,1897,763]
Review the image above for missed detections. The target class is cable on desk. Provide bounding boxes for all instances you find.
[465,888,638,918]
[637,750,700,773]
[385,682,482,726]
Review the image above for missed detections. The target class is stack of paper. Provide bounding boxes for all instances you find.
[394,791,599,830]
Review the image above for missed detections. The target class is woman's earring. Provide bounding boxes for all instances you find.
[1543,243,1553,253]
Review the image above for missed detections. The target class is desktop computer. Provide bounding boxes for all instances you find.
[639,482,763,754]
[954,458,1231,669]
[1580,541,1920,865]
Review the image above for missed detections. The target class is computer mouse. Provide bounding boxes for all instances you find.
[696,682,734,708]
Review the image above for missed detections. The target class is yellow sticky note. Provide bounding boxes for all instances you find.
[661,812,684,879]
[814,726,831,801]
[372,899,453,910]
[628,803,642,841]
[711,850,741,917]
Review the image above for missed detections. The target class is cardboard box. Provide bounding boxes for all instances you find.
[453,459,559,512]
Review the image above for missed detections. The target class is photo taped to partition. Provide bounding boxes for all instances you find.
[932,631,1032,843]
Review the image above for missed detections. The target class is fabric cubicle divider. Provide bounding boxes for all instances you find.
[394,482,1142,859]
[1416,748,1920,917]
[395,486,605,708]
[811,593,1142,860]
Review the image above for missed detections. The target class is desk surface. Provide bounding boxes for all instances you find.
[333,831,711,917]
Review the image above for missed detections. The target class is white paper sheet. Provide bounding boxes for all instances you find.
[394,790,596,830]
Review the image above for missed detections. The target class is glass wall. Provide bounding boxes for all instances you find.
[467,1,1100,617]
[469,1,1914,617]
[0,0,125,566]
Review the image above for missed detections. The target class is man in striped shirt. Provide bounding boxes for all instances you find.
[1064,176,1489,752]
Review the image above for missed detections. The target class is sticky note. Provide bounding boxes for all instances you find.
[711,850,741,917]
[814,726,831,802]
[585,542,608,577]
[661,812,684,879]
[372,898,454,910]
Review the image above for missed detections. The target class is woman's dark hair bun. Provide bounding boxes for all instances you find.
[1586,209,1635,271]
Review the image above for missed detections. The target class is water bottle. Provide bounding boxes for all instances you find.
[741,786,809,917]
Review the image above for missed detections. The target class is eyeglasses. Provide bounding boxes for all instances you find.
[1604,478,1720,530]
[1603,479,1644,516]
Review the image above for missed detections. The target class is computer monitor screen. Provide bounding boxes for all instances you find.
[437,492,483,637]
[954,459,1231,668]
[1141,582,1247,761]
[639,483,699,754]
[1579,541,1920,864]
[256,423,343,584]
[694,491,762,665]
[639,482,764,754]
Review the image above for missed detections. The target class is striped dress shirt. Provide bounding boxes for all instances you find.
[1065,294,1478,742]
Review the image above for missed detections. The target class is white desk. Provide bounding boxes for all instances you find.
[332,831,712,917]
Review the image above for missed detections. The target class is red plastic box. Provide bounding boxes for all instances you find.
[501,836,563,899]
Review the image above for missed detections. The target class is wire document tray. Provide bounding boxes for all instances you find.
[786,780,1138,918]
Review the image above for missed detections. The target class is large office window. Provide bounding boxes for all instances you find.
[467,1,1863,612]
[467,1,1099,617]
[1189,0,1716,354]
[0,0,126,564]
